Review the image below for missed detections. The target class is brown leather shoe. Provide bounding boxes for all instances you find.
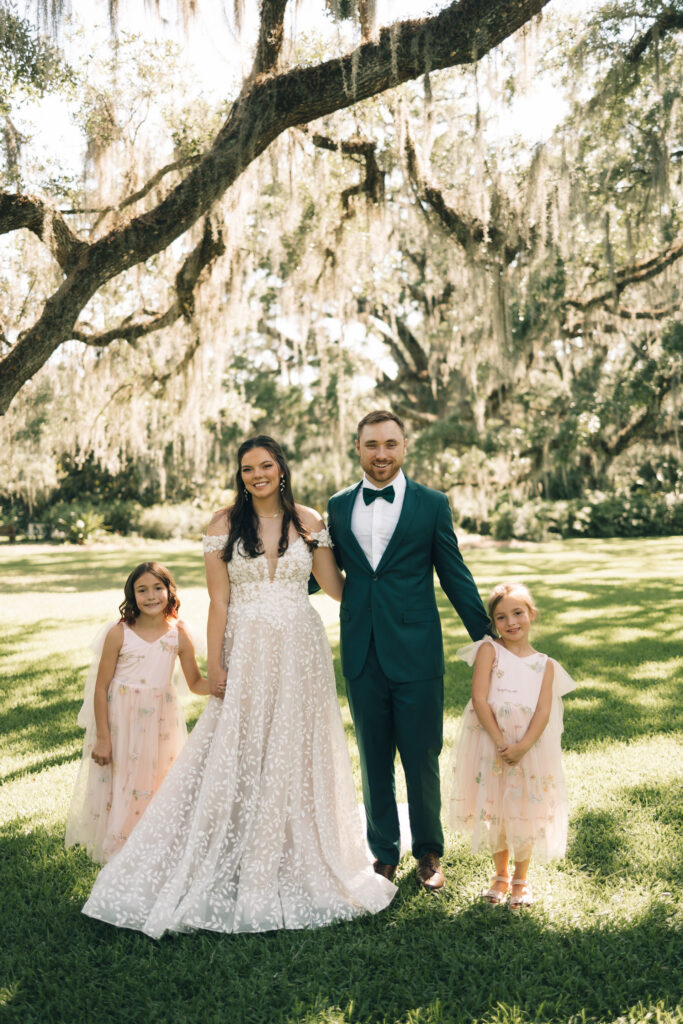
[373,859,397,881]
[416,852,445,891]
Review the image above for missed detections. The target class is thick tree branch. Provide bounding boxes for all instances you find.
[625,8,683,64]
[404,131,527,264]
[564,235,683,318]
[252,0,289,76]
[72,306,181,348]
[72,218,225,347]
[614,306,674,321]
[584,8,683,115]
[312,132,385,210]
[0,192,87,271]
[369,303,430,376]
[0,0,551,415]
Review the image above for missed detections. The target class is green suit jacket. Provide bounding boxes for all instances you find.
[327,477,492,682]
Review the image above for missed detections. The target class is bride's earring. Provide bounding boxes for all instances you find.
[243,487,250,499]
[279,477,285,493]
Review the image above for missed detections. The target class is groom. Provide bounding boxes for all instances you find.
[327,410,492,890]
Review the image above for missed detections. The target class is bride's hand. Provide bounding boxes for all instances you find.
[208,671,227,700]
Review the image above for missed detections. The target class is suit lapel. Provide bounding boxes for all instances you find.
[339,482,374,572]
[375,477,420,573]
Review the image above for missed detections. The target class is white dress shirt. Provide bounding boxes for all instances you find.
[350,470,406,570]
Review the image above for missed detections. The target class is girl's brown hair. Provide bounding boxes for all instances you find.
[119,562,180,625]
[487,581,537,634]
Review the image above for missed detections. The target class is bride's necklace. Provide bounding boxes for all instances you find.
[256,508,283,519]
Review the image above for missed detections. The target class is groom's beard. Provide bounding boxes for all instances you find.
[365,463,401,486]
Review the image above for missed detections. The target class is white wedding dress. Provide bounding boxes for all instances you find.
[82,528,395,937]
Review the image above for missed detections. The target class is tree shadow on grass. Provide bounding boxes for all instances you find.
[568,808,631,878]
[0,618,50,658]
[628,781,683,829]
[567,777,683,888]
[0,624,88,782]
[1,822,681,1024]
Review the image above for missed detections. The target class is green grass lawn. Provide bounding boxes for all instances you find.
[1,538,681,1024]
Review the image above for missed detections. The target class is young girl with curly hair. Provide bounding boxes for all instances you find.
[66,562,206,863]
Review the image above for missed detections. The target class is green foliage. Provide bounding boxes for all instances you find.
[564,489,683,538]
[44,501,105,543]
[169,95,233,160]
[102,499,144,535]
[0,2,73,108]
[485,489,683,542]
[54,452,161,508]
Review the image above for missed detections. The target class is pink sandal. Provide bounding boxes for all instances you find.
[480,874,510,905]
[510,878,533,911]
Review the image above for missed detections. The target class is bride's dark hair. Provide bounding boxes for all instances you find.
[222,435,317,563]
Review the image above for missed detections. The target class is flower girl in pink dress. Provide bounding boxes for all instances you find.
[66,562,207,863]
[449,582,576,910]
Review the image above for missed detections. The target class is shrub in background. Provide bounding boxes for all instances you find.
[103,500,145,535]
[44,502,106,544]
[137,503,207,540]
[485,490,683,541]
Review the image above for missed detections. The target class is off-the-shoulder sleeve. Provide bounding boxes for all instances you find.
[550,659,577,697]
[310,526,332,548]
[455,636,497,666]
[202,534,227,554]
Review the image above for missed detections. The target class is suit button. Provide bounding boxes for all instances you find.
[372,575,378,581]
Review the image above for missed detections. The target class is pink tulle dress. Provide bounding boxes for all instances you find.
[448,638,575,863]
[65,621,188,863]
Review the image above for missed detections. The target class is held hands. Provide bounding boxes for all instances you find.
[91,737,112,766]
[208,671,227,700]
[497,741,527,766]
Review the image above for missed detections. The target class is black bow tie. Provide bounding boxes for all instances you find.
[363,485,395,505]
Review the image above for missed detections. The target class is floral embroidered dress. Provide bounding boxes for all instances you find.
[448,638,575,863]
[82,529,395,937]
[66,623,187,864]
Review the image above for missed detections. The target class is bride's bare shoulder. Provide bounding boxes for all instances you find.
[205,508,231,536]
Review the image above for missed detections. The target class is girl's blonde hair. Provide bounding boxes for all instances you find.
[487,582,538,631]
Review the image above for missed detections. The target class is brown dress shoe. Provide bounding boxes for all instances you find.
[416,852,445,891]
[373,859,397,881]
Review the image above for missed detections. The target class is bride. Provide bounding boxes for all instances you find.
[82,435,396,937]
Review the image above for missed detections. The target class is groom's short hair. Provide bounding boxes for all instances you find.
[357,410,405,439]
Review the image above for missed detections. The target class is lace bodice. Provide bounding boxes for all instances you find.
[203,528,330,604]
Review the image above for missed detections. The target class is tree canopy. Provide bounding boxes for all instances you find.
[1,0,682,533]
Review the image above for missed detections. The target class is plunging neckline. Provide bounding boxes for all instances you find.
[262,535,304,582]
